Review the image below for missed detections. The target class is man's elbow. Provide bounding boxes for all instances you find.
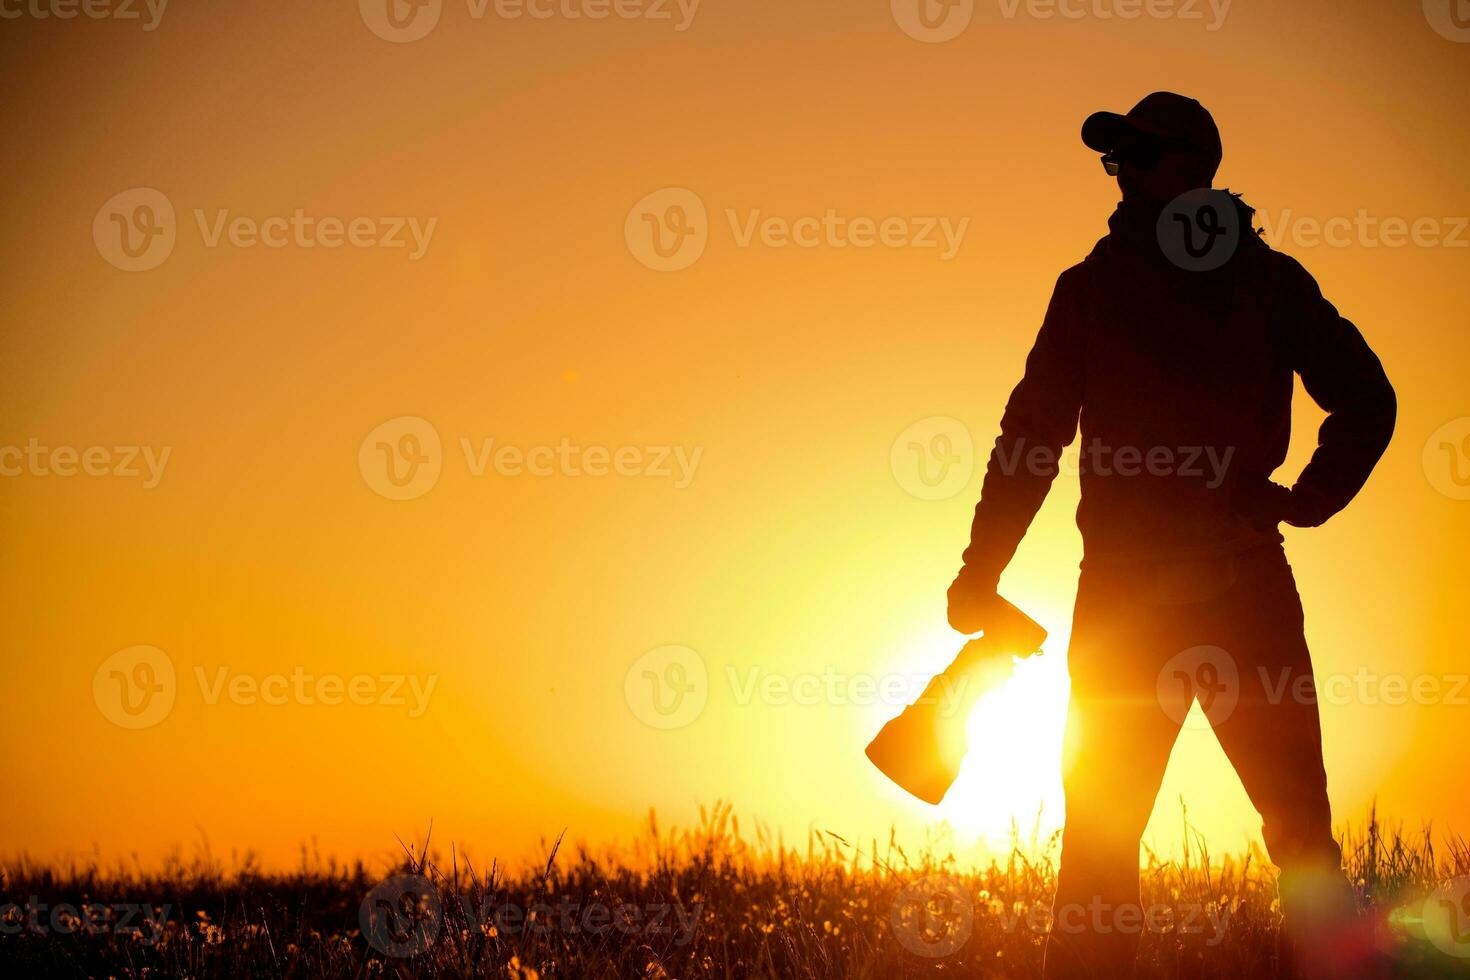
[1370,367,1398,453]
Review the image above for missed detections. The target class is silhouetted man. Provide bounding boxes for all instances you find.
[946,93,1395,979]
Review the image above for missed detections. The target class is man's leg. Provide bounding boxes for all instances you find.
[1209,547,1359,977]
[1043,577,1184,979]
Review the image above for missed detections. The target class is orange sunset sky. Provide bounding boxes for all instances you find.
[1,0,1467,871]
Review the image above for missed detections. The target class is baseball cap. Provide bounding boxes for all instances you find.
[1081,92,1222,176]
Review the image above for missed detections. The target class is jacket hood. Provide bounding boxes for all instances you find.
[1098,190,1264,269]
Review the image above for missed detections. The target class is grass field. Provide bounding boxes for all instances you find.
[3,803,1468,978]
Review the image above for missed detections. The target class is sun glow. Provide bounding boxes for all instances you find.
[869,624,1075,852]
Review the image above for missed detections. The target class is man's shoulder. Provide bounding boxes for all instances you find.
[1244,241,1323,298]
[1057,245,1108,290]
[1047,243,1112,309]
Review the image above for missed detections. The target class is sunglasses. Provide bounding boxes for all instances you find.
[1100,136,1179,175]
